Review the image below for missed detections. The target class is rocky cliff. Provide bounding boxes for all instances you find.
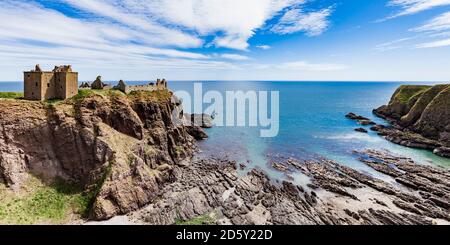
[0,90,201,220]
[373,84,450,157]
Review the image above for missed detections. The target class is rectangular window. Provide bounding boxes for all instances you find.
[47,83,50,88]
[35,82,38,87]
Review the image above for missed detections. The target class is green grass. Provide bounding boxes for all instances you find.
[0,178,91,224]
[71,89,170,106]
[174,146,184,156]
[175,214,216,225]
[71,89,125,102]
[393,85,431,103]
[0,92,24,99]
[128,89,172,103]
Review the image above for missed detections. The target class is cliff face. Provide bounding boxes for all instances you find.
[0,90,197,220]
[374,84,450,156]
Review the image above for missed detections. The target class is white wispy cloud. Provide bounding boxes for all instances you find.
[80,0,306,50]
[62,0,203,48]
[0,0,337,80]
[0,0,226,78]
[375,37,417,51]
[416,38,450,47]
[256,45,272,50]
[62,0,335,50]
[384,0,450,20]
[413,11,450,48]
[278,61,347,71]
[271,7,333,36]
[412,11,450,32]
[221,54,251,61]
[377,1,450,49]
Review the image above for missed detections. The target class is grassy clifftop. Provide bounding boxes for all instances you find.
[391,85,431,104]
[382,85,432,119]
[0,89,172,104]
[375,84,450,143]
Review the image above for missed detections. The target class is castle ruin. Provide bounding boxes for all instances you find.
[24,65,78,101]
[113,79,168,94]
[90,76,112,90]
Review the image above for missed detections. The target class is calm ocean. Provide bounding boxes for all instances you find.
[2,81,449,182]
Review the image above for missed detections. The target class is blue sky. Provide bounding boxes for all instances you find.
[0,0,449,81]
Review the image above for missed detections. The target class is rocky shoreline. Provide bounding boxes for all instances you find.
[88,148,449,225]
[346,111,449,157]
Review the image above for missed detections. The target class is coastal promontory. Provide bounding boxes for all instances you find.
[0,89,199,222]
[373,84,450,157]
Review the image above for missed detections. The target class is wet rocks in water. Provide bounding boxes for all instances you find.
[370,125,442,151]
[358,120,376,126]
[271,162,289,172]
[183,113,212,140]
[346,112,375,129]
[185,113,214,128]
[186,126,209,140]
[347,110,447,158]
[346,113,369,120]
[370,124,386,133]
[355,128,368,133]
[354,149,450,220]
[434,147,450,158]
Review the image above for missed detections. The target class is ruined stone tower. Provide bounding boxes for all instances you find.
[24,65,78,101]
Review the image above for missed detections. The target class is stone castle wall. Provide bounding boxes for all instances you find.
[113,79,168,94]
[24,65,78,101]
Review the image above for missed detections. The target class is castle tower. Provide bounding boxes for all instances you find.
[24,65,78,101]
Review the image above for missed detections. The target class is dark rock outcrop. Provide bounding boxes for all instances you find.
[346,113,369,121]
[185,113,214,128]
[182,113,213,140]
[355,128,368,133]
[434,147,450,158]
[346,112,375,125]
[186,126,208,140]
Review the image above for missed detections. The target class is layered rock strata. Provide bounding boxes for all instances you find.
[0,90,198,220]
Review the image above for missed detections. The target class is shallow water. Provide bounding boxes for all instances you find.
[2,81,449,180]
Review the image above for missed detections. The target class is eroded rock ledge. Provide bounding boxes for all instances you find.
[129,150,450,225]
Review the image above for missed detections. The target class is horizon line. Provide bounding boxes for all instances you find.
[0,80,448,83]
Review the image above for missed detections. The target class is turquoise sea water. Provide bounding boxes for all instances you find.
[2,81,449,181]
